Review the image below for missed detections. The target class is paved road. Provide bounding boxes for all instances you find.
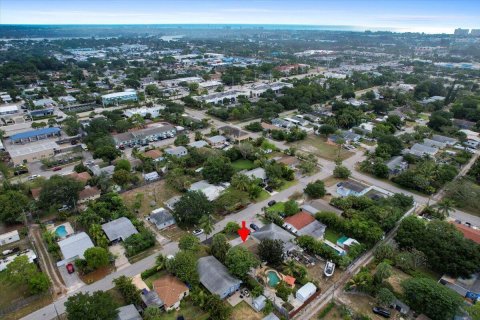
[21,241,179,320]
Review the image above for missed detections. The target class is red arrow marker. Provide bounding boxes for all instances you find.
[237,221,250,242]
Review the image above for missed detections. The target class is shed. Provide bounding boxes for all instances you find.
[143,171,159,181]
[116,304,142,320]
[252,295,267,311]
[296,282,317,302]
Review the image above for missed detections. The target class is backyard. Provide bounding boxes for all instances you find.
[232,159,256,171]
[121,180,180,217]
[289,136,354,161]
[324,229,342,243]
[230,301,263,320]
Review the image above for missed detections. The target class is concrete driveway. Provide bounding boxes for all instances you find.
[58,264,84,293]
[110,244,130,271]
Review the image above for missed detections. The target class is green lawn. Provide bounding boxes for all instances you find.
[266,201,285,214]
[160,297,209,320]
[277,179,298,191]
[324,229,342,243]
[255,190,271,202]
[231,159,255,171]
[289,136,354,161]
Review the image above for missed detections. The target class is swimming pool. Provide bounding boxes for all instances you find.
[55,225,68,238]
[267,270,281,287]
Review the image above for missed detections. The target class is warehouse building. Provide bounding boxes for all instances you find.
[101,91,138,106]
[10,127,61,144]
[6,140,58,165]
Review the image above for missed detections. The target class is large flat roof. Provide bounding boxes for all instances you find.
[102,91,137,99]
[10,127,60,142]
[6,140,58,157]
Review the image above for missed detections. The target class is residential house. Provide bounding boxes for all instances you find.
[390,299,410,315]
[408,143,439,157]
[101,217,138,243]
[0,230,20,246]
[386,156,408,175]
[67,171,92,184]
[78,186,101,204]
[206,135,227,148]
[57,232,94,266]
[149,208,175,230]
[241,167,267,183]
[197,256,242,299]
[451,222,480,244]
[152,275,189,311]
[272,118,294,129]
[252,295,267,311]
[431,134,457,146]
[336,180,369,197]
[440,274,480,301]
[423,138,446,149]
[218,125,250,142]
[143,149,163,161]
[90,164,115,177]
[165,146,188,157]
[252,223,297,253]
[188,140,209,148]
[301,200,342,215]
[189,180,225,201]
[275,155,300,169]
[454,119,476,130]
[283,211,326,239]
[116,305,142,320]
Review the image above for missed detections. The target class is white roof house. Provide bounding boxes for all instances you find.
[101,217,138,242]
[0,230,20,246]
[57,232,94,266]
[241,167,267,182]
[296,282,317,303]
[189,180,225,201]
[0,249,37,271]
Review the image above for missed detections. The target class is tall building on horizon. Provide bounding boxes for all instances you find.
[454,28,470,36]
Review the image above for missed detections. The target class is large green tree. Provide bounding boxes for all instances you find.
[84,247,110,270]
[0,190,30,224]
[225,246,260,279]
[38,175,83,209]
[258,239,284,266]
[402,277,462,320]
[211,233,231,263]
[304,180,326,198]
[202,156,234,183]
[178,234,200,251]
[173,191,214,227]
[167,251,198,285]
[113,276,141,306]
[65,291,118,320]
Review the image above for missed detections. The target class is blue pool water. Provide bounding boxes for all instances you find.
[267,271,281,287]
[55,225,67,238]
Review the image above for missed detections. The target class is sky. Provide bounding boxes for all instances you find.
[0,0,479,34]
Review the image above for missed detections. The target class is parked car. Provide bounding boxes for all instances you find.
[28,174,40,181]
[52,167,62,171]
[192,229,204,236]
[66,263,75,274]
[268,200,276,207]
[372,307,391,318]
[265,186,274,193]
[250,223,260,231]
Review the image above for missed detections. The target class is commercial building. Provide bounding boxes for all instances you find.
[101,91,138,106]
[248,82,293,97]
[6,140,58,165]
[193,90,246,104]
[10,127,61,144]
[454,28,470,36]
[124,105,165,118]
[112,124,176,146]
[0,105,19,116]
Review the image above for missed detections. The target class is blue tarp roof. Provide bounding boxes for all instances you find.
[11,127,60,141]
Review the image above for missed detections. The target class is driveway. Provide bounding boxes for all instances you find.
[58,264,84,293]
[110,244,130,271]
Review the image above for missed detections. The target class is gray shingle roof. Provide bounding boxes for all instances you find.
[150,208,175,226]
[58,232,94,263]
[101,217,138,242]
[339,180,369,193]
[253,223,295,243]
[297,220,326,239]
[197,256,242,296]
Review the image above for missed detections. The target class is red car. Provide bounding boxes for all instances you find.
[66,263,75,274]
[52,166,62,171]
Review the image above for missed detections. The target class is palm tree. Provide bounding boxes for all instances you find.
[435,199,455,219]
[199,214,214,240]
[155,254,166,271]
[89,223,108,248]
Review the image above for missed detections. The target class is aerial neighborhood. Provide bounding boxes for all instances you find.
[1,16,480,320]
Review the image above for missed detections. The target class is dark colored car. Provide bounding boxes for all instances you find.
[52,166,62,171]
[265,186,274,193]
[372,307,391,318]
[268,200,276,207]
[250,223,259,231]
[66,263,75,274]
